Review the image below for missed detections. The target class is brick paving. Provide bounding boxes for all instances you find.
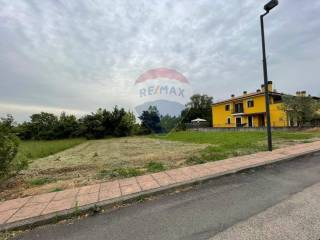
[0,141,320,228]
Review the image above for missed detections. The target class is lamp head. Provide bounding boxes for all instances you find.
[264,0,279,12]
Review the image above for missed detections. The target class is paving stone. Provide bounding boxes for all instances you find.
[165,169,191,182]
[99,180,121,201]
[26,192,57,206]
[42,198,76,215]
[76,192,99,206]
[0,209,17,224]
[179,167,201,179]
[119,177,137,187]
[136,175,160,191]
[151,172,176,186]
[0,197,31,212]
[99,188,121,201]
[120,184,141,195]
[78,184,101,195]
[53,188,79,201]
[8,203,47,223]
[190,165,211,177]
[119,178,141,195]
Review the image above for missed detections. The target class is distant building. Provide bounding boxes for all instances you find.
[211,81,318,128]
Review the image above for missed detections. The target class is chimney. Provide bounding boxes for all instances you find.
[257,89,261,93]
[231,94,235,98]
[300,91,306,97]
[267,81,273,92]
[261,84,265,92]
[243,91,247,95]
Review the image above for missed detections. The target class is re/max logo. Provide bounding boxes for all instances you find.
[139,85,185,98]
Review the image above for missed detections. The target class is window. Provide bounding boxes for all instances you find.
[234,103,244,113]
[227,117,231,124]
[225,104,230,111]
[247,99,254,108]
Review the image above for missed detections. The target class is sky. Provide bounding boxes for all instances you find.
[1,0,320,122]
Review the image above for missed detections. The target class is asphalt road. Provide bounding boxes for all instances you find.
[16,151,320,240]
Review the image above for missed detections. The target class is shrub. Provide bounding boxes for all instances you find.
[0,128,20,178]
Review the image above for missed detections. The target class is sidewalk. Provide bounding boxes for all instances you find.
[1,141,320,231]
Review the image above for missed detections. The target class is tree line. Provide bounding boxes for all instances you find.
[2,94,213,141]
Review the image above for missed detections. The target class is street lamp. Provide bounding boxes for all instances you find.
[260,0,279,151]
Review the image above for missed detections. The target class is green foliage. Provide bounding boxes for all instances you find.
[13,106,138,141]
[29,112,59,140]
[0,118,20,178]
[181,94,213,125]
[98,167,143,179]
[146,161,165,172]
[80,107,137,139]
[114,111,136,137]
[160,115,181,133]
[80,109,105,139]
[28,177,55,186]
[55,112,80,139]
[139,106,162,134]
[15,138,86,161]
[282,95,320,127]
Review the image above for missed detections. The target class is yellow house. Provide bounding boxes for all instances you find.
[212,81,289,128]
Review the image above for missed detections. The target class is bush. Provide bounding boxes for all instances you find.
[0,128,20,178]
[146,161,165,172]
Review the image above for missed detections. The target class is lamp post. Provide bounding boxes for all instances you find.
[260,0,279,151]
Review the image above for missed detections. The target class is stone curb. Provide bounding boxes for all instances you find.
[0,148,319,232]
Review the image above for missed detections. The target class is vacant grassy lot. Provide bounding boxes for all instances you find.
[154,130,320,164]
[0,137,206,200]
[1,130,319,201]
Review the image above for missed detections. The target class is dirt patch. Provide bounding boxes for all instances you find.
[0,137,207,200]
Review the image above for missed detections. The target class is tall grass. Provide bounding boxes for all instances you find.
[15,138,86,161]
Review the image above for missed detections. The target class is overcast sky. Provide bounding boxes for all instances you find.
[1,0,320,122]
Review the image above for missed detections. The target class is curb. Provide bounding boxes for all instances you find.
[1,148,320,232]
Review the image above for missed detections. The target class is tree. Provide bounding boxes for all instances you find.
[0,118,19,178]
[55,112,79,139]
[79,109,105,139]
[28,112,59,140]
[114,111,136,137]
[181,94,213,124]
[139,106,162,134]
[282,95,320,127]
[160,115,181,133]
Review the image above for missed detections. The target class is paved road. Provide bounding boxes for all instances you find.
[17,152,320,240]
[210,182,320,240]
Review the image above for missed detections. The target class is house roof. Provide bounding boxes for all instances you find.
[212,91,283,106]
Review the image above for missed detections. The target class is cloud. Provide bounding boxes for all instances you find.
[0,0,320,121]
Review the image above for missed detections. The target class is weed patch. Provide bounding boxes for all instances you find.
[28,177,55,186]
[146,162,165,172]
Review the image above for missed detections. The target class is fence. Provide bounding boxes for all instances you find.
[188,126,318,132]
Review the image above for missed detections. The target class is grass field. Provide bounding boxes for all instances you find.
[154,130,320,164]
[14,138,86,161]
[1,130,319,201]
